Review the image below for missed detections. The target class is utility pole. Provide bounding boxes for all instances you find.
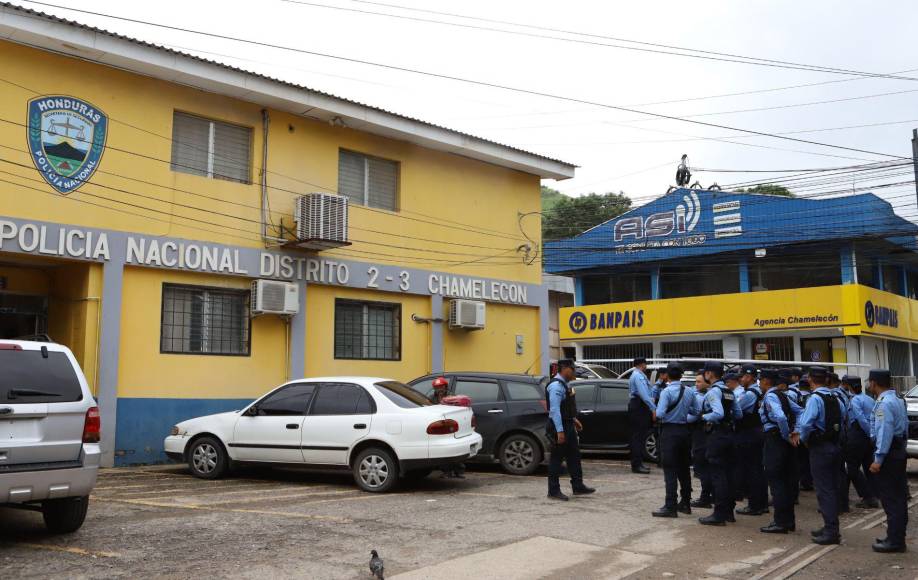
[913,129,918,212]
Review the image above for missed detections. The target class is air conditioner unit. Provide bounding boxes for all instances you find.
[449,299,486,330]
[251,279,299,316]
[291,192,350,250]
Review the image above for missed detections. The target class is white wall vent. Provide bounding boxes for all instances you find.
[251,279,299,316]
[449,299,486,330]
[292,193,349,250]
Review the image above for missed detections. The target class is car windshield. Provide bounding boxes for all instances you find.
[587,365,616,379]
[906,385,918,398]
[0,349,83,404]
[375,381,432,408]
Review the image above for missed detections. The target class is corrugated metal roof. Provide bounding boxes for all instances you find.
[0,1,576,175]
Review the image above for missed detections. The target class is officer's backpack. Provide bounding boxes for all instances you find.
[811,392,842,444]
[764,390,796,431]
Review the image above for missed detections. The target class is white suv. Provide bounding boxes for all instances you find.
[0,340,101,533]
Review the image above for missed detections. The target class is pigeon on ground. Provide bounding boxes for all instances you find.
[369,549,384,580]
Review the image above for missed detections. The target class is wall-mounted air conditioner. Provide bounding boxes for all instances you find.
[449,299,486,330]
[251,279,299,316]
[291,193,350,250]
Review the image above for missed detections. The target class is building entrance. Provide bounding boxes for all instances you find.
[801,337,833,365]
[0,292,48,339]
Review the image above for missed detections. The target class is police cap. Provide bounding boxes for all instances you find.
[665,363,684,375]
[799,378,810,388]
[808,366,827,379]
[760,369,779,382]
[777,369,793,384]
[724,371,740,382]
[791,367,803,377]
[828,372,840,383]
[868,369,891,386]
[633,357,647,366]
[703,361,723,373]
[557,359,575,370]
[740,364,758,377]
[841,375,862,388]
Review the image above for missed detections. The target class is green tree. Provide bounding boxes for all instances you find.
[737,184,793,197]
[542,191,632,241]
[541,185,566,212]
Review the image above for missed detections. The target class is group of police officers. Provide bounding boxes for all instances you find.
[544,357,910,553]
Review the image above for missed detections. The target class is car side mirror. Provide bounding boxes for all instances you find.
[244,405,259,417]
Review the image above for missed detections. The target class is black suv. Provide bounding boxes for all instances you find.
[571,379,660,463]
[408,372,551,475]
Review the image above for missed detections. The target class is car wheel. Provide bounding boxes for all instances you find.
[498,433,542,476]
[42,495,89,534]
[644,431,660,463]
[353,447,398,493]
[188,436,229,479]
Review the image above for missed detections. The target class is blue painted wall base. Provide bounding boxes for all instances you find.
[114,397,253,466]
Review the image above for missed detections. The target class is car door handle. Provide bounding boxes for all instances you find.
[286,424,299,430]
[580,409,595,414]
[354,423,367,429]
[487,409,504,414]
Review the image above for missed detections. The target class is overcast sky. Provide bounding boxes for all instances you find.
[13,0,918,215]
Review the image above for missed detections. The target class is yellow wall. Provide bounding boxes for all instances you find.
[117,267,288,399]
[304,286,431,382]
[0,40,541,285]
[0,264,50,294]
[443,302,540,374]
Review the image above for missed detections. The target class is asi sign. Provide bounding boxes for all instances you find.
[614,191,701,242]
[27,96,108,195]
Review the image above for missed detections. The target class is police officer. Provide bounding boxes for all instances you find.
[827,372,852,514]
[735,364,768,516]
[698,362,743,526]
[843,375,880,509]
[628,357,655,474]
[791,366,846,545]
[867,369,909,553]
[652,363,694,518]
[546,359,596,501]
[788,372,815,493]
[689,373,714,508]
[652,368,670,405]
[759,369,802,534]
[724,371,747,503]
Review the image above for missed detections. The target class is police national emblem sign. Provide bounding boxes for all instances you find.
[27,96,108,195]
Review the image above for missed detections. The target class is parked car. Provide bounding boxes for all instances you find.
[905,385,918,459]
[408,373,551,475]
[572,379,660,463]
[164,378,481,493]
[575,363,618,380]
[0,340,101,533]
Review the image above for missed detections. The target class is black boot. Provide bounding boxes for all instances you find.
[872,539,906,553]
[572,485,596,496]
[652,505,678,518]
[856,498,879,509]
[812,532,841,545]
[677,500,692,515]
[760,522,790,534]
[691,497,713,508]
[698,514,726,526]
[547,491,569,501]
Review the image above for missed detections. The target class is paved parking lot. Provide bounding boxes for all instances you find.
[1,458,916,579]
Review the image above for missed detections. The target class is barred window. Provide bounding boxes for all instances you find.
[334,299,401,360]
[170,111,252,183]
[338,149,399,211]
[161,284,250,355]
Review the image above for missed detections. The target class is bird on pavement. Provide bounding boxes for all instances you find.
[369,550,384,579]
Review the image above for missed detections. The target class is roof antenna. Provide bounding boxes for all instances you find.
[675,154,691,187]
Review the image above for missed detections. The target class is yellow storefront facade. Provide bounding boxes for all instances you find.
[0,5,574,465]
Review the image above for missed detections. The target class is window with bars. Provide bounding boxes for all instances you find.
[888,340,911,377]
[750,336,794,361]
[170,112,252,183]
[660,340,724,360]
[582,343,653,375]
[334,299,401,360]
[160,284,250,355]
[338,149,399,211]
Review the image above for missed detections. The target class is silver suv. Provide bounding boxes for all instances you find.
[0,340,101,533]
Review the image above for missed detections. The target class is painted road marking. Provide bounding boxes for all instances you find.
[862,498,918,530]
[770,545,837,580]
[92,496,354,522]
[102,482,329,500]
[749,545,817,580]
[200,489,359,506]
[4,542,119,558]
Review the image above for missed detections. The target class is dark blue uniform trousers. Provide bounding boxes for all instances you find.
[844,424,878,501]
[628,397,652,469]
[809,440,842,536]
[548,423,584,495]
[706,428,736,521]
[878,438,909,545]
[660,423,692,507]
[692,426,713,501]
[763,431,797,528]
[734,426,768,510]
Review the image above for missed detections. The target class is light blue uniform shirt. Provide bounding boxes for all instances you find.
[759,389,801,441]
[687,389,706,424]
[657,380,695,424]
[796,386,848,443]
[738,383,763,415]
[701,381,743,423]
[871,390,908,465]
[546,374,568,433]
[629,368,656,412]
[849,392,874,434]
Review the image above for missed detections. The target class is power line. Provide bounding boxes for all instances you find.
[10,1,908,160]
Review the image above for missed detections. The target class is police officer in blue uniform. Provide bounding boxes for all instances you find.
[546,359,596,501]
[652,363,694,518]
[759,369,802,534]
[628,357,655,474]
[689,373,714,508]
[698,361,743,526]
[735,364,768,516]
[843,375,879,509]
[828,372,852,514]
[725,371,745,502]
[791,366,846,545]
[867,369,909,553]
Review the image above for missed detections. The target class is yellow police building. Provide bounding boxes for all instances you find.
[0,4,575,466]
[546,187,918,381]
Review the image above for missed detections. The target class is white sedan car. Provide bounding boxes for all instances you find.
[164,377,481,492]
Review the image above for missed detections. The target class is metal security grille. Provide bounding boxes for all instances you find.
[911,344,918,379]
[334,299,401,360]
[170,111,251,183]
[582,343,653,374]
[888,340,910,376]
[161,284,250,355]
[750,336,794,361]
[660,340,724,360]
[338,149,398,211]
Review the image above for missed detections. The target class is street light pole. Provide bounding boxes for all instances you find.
[912,129,918,215]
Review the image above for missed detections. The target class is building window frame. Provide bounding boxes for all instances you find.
[170,111,253,184]
[337,149,400,212]
[334,298,402,361]
[160,283,252,356]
